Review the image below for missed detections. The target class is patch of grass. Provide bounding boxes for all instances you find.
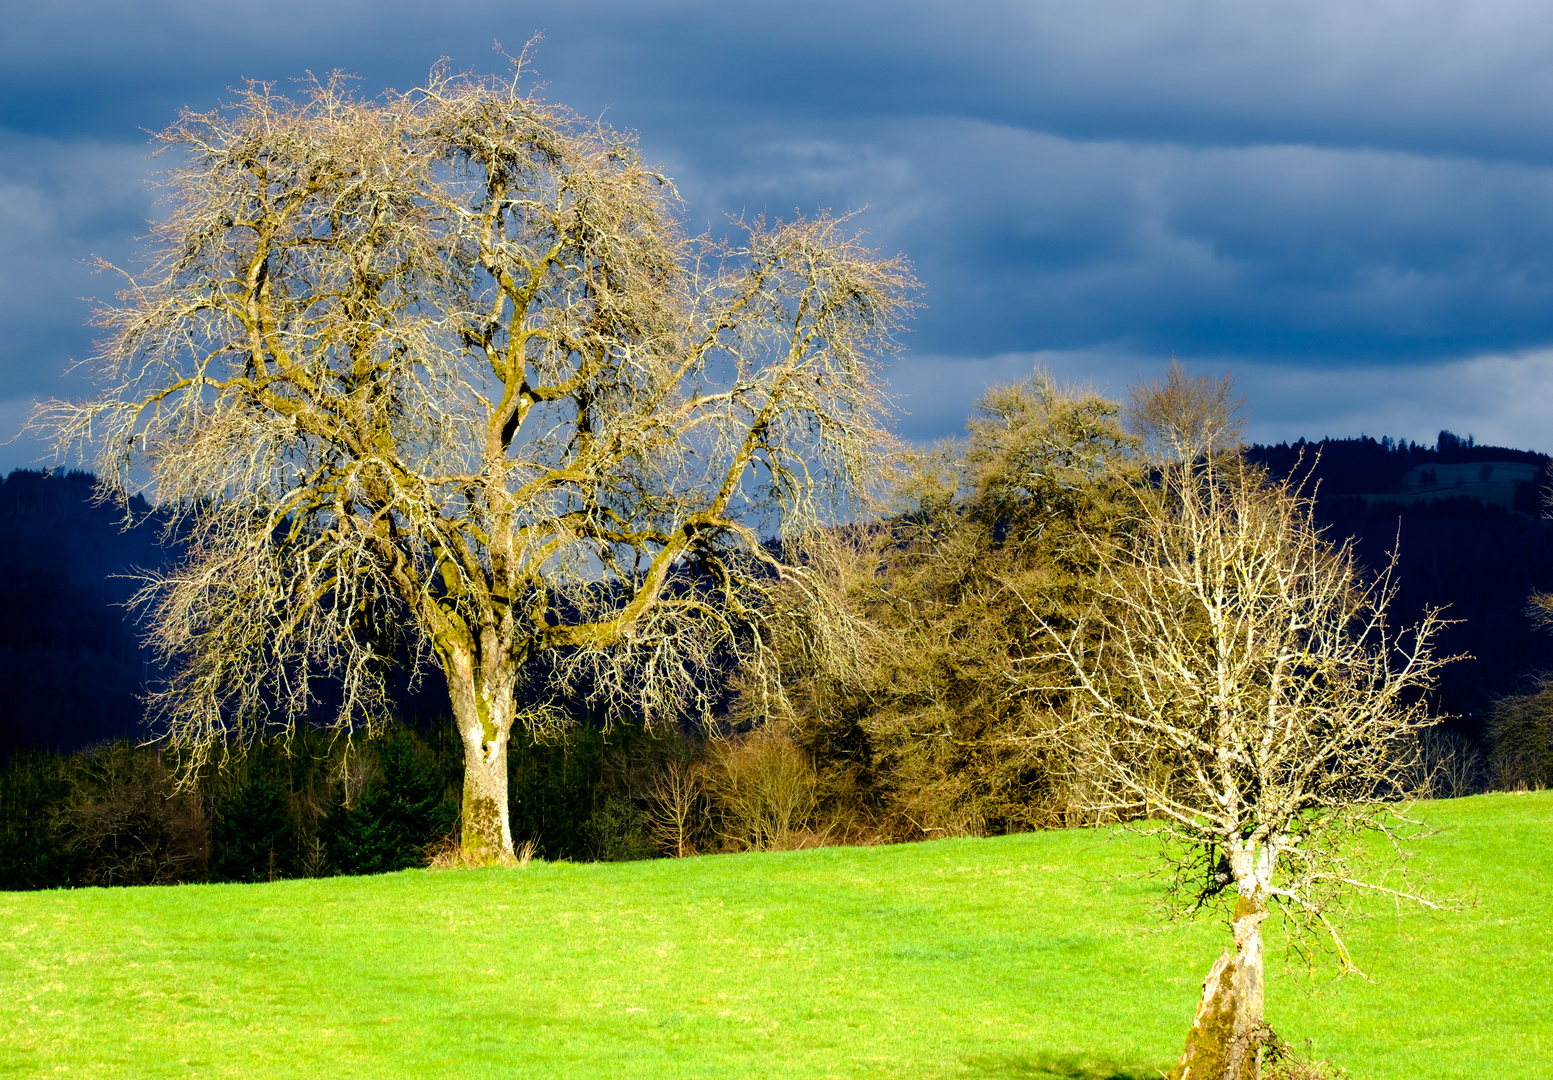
[1268,790,1553,1078]
[1,791,1547,1078]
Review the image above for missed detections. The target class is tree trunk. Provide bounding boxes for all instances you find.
[443,646,519,864]
[1168,895,1269,1080]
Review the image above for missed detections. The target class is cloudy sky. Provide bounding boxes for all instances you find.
[4,0,1553,470]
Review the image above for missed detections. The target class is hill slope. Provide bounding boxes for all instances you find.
[0,470,167,753]
[6,444,1553,753]
[2,791,1548,1079]
[1247,434,1553,732]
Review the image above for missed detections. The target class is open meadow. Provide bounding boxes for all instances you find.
[2,790,1548,1079]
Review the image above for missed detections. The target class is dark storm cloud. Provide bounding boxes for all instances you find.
[671,119,1553,355]
[4,0,1553,468]
[9,1,1553,156]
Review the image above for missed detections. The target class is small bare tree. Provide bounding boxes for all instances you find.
[1486,681,1553,790]
[703,726,823,851]
[645,757,705,858]
[33,63,913,863]
[1025,454,1452,1080]
[1127,358,1245,463]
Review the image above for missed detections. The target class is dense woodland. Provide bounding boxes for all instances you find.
[1246,434,1553,734]
[0,471,162,753]
[4,407,1553,890]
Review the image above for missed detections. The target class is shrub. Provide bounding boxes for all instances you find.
[1488,682,1553,790]
[212,777,297,882]
[327,731,458,874]
[583,796,657,862]
[1264,1037,1352,1079]
[0,749,80,889]
[704,726,824,851]
[58,741,205,886]
[644,757,708,857]
[1414,727,1487,799]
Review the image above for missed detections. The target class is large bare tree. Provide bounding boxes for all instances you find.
[1026,454,1451,1080]
[34,64,914,862]
[1126,357,1245,464]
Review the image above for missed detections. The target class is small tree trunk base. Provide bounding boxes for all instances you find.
[1169,950,1245,1080]
[1169,902,1272,1080]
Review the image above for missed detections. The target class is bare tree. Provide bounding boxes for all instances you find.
[644,757,705,858]
[1127,358,1245,463]
[1487,680,1553,790]
[1024,454,1452,1080]
[703,725,824,851]
[33,63,914,863]
[58,742,208,887]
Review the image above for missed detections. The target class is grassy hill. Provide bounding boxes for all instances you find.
[2,791,1548,1079]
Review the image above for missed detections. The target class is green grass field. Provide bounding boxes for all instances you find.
[2,790,1548,1079]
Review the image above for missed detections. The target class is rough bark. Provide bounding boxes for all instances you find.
[444,647,519,863]
[1169,896,1270,1080]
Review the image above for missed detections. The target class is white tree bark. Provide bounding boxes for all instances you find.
[1171,893,1267,1080]
[443,644,519,861]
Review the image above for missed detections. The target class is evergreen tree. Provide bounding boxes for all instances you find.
[328,735,456,875]
[212,778,296,882]
[0,750,80,889]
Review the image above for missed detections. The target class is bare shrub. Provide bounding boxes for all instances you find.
[704,726,824,851]
[59,742,206,886]
[1263,1038,1351,1080]
[426,835,472,871]
[1414,727,1486,799]
[1487,682,1553,790]
[645,758,707,857]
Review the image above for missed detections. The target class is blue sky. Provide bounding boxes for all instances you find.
[5,0,1553,469]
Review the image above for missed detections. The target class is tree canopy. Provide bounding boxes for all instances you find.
[36,64,915,861]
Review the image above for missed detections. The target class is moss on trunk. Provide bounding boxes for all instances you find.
[445,647,518,864]
[1169,898,1271,1080]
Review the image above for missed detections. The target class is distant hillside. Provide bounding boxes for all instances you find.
[1246,432,1553,734]
[1248,430,1548,512]
[0,471,171,753]
[5,442,1552,754]
[0,470,447,756]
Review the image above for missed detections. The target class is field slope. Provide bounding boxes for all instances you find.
[2,791,1548,1079]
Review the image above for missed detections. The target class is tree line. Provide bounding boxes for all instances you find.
[9,440,1549,764]
[8,374,1550,896]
